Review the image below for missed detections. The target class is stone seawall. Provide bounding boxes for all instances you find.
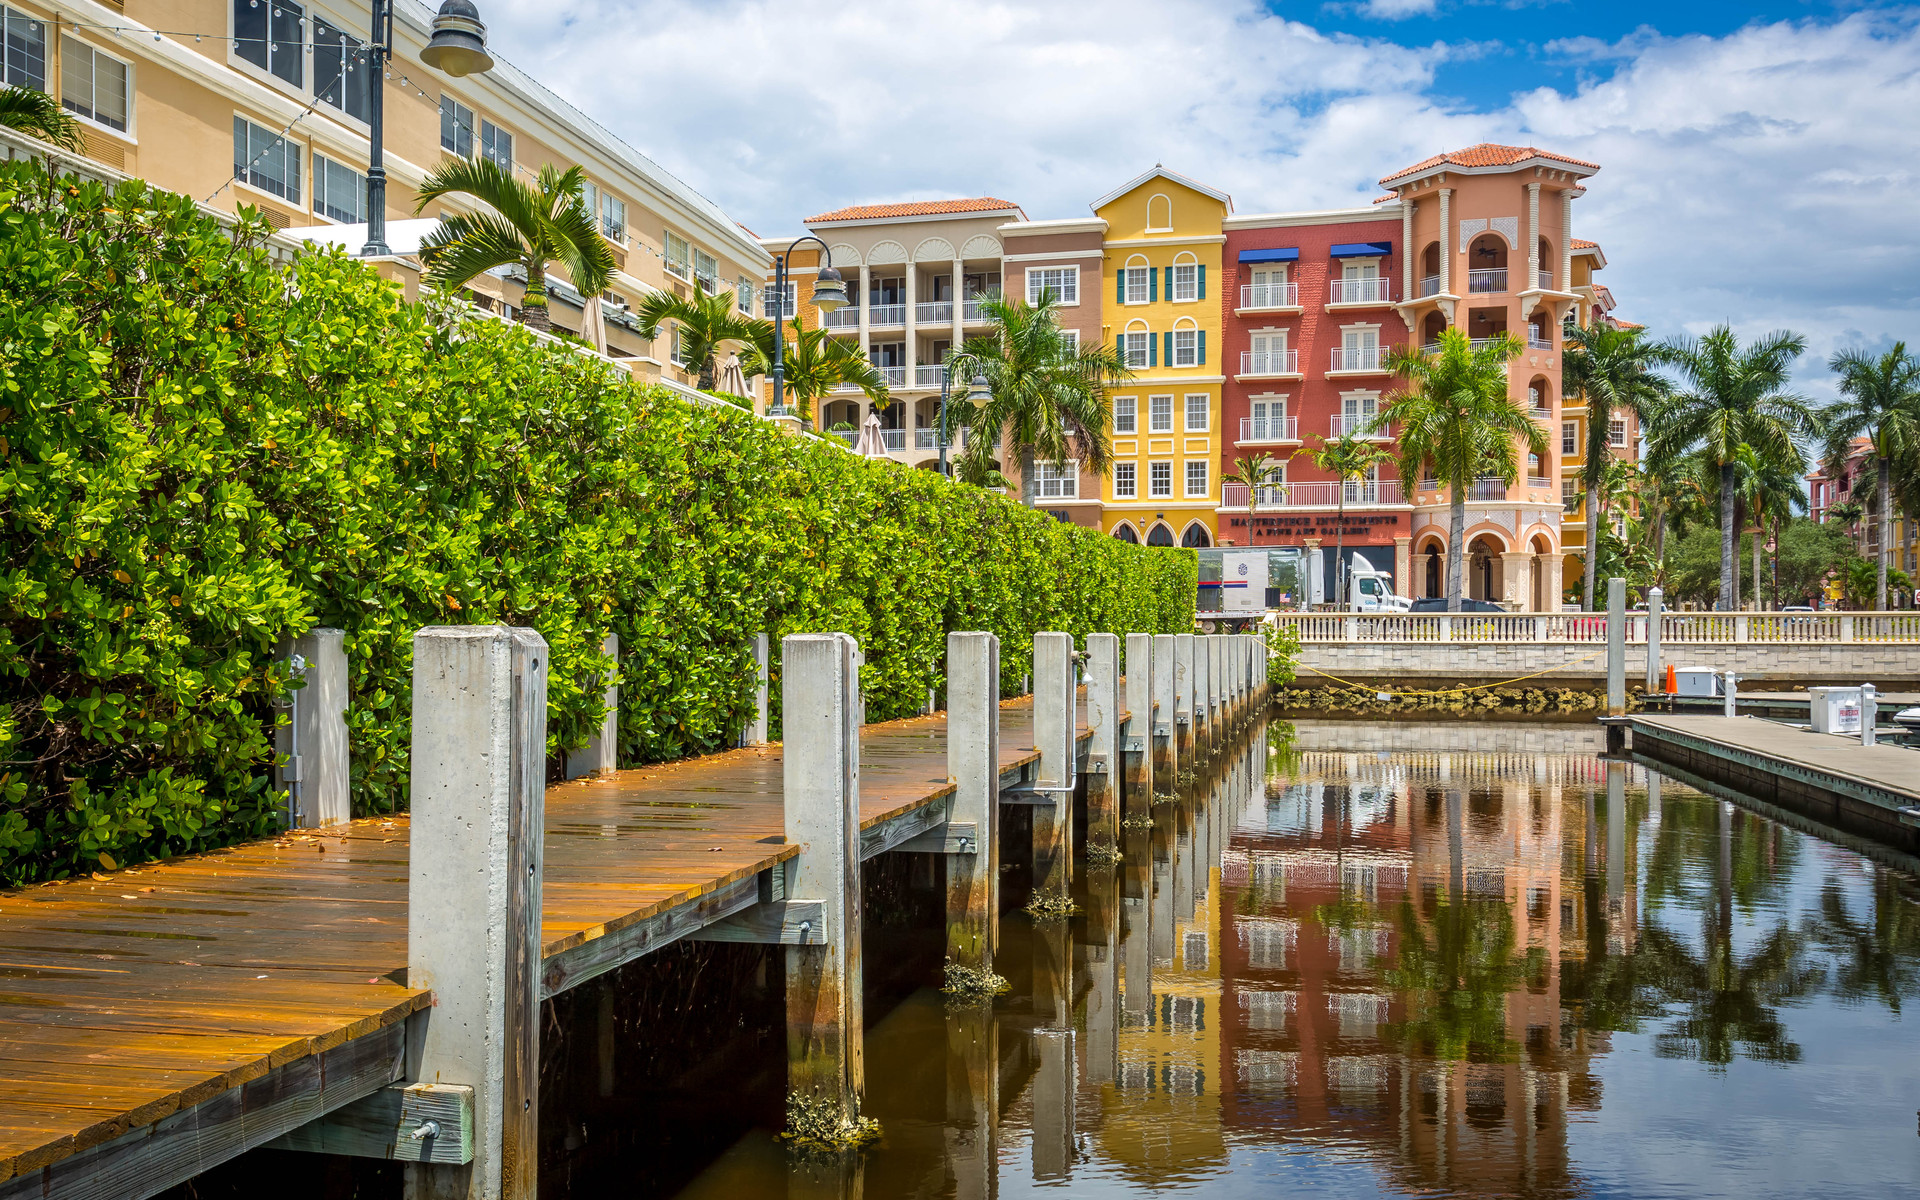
[1292,642,1920,689]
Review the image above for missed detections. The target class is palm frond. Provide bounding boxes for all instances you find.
[417,211,528,291]
[0,85,85,153]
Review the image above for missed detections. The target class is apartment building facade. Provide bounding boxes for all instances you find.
[0,0,767,385]
[1556,238,1643,591]
[1809,437,1916,577]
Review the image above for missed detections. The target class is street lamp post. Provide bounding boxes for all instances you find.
[362,0,495,258]
[768,236,848,422]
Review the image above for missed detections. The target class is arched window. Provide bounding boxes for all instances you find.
[1146,523,1176,547]
[1181,523,1212,548]
[1122,318,1152,369]
[1171,251,1200,303]
[1113,523,1139,544]
[1121,254,1153,307]
[1171,315,1202,367]
[1147,194,1173,232]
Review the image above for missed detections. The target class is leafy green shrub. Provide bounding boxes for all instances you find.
[0,164,1193,883]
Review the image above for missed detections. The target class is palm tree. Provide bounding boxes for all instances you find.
[413,159,614,335]
[1222,451,1286,544]
[1377,329,1545,611]
[1651,327,1818,611]
[639,286,763,392]
[739,318,888,428]
[1820,344,1920,610]
[946,292,1129,507]
[0,85,85,154]
[950,442,1011,490]
[1728,442,1808,609]
[1302,433,1393,603]
[1563,323,1670,610]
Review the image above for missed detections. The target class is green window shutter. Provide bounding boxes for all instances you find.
[1149,335,1158,368]
[1164,332,1174,365]
[1149,268,1158,303]
[1117,269,1126,304]
[1198,266,1206,299]
[1198,330,1207,364]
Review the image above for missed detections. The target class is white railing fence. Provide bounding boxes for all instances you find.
[1270,611,1920,644]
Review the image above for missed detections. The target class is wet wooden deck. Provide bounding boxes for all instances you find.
[0,697,1084,1187]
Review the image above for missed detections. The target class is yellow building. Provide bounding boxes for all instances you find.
[1557,238,1641,598]
[1094,168,1232,549]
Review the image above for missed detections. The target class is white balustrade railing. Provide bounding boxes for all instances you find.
[1328,413,1385,438]
[880,429,906,452]
[914,364,947,387]
[1467,268,1507,293]
[821,307,860,329]
[1240,349,1300,376]
[1268,611,1920,644]
[868,303,906,327]
[877,365,906,385]
[1240,282,1300,309]
[915,301,953,323]
[1330,346,1386,372]
[1221,480,1405,508]
[1239,416,1300,442]
[1419,274,1443,297]
[1329,277,1392,304]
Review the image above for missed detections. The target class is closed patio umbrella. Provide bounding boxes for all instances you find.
[719,352,748,398]
[854,410,888,458]
[581,295,609,356]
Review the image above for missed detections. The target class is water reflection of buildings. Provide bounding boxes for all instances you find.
[1212,746,1643,1196]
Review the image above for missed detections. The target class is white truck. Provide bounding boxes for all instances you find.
[1346,551,1411,612]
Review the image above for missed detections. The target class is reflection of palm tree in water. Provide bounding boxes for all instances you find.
[1381,895,1540,1061]
[1803,872,1920,1016]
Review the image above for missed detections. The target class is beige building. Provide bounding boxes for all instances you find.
[0,0,768,386]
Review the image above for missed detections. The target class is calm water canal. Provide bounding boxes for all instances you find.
[678,721,1920,1199]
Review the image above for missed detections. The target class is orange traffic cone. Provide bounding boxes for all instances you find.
[1664,663,1677,695]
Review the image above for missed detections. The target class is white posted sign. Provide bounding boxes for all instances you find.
[1221,551,1269,614]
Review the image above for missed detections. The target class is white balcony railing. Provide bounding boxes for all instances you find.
[1537,269,1553,291]
[1239,349,1300,376]
[1530,407,1552,421]
[1419,274,1442,297]
[962,299,990,322]
[881,429,906,452]
[915,301,953,323]
[868,303,906,327]
[1526,475,1550,488]
[1328,277,1391,304]
[1527,335,1553,350]
[1330,346,1386,372]
[877,365,906,386]
[1239,282,1299,309]
[1221,480,1406,509]
[1467,268,1507,294]
[1271,610,1920,644]
[1239,416,1300,442]
[822,307,860,329]
[914,364,947,388]
[1468,478,1506,501]
[1328,413,1386,438]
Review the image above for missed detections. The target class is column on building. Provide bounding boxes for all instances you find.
[1526,182,1541,291]
[904,257,918,382]
[857,264,872,363]
[1438,188,1453,296]
[1394,535,1412,597]
[1502,551,1534,611]
[1401,198,1414,300]
[950,256,965,356]
[1561,192,1575,289]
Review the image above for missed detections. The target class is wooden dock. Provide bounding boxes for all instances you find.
[0,698,1075,1193]
[1627,713,1920,852]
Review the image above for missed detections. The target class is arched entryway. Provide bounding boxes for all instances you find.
[1181,522,1212,548]
[1113,523,1139,544]
[1420,242,1441,292]
[1422,311,1448,349]
[1530,533,1555,613]
[1468,234,1508,293]
[1146,523,1176,547]
[1468,535,1503,602]
[1415,535,1446,599]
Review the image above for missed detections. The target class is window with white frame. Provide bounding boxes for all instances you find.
[1254,462,1287,508]
[1563,479,1579,512]
[600,193,625,242]
[1036,462,1078,499]
[312,153,367,224]
[232,115,300,202]
[439,96,474,157]
[763,281,796,318]
[1173,325,1198,367]
[1,7,46,91]
[1249,332,1288,373]
[479,118,512,171]
[1249,398,1287,440]
[1060,328,1079,351]
[1184,394,1208,432]
[1125,264,1149,304]
[1186,460,1209,497]
[61,38,128,131]
[694,248,719,293]
[312,19,369,123]
[1341,392,1378,435]
[1113,396,1137,434]
[1148,395,1174,433]
[1123,329,1151,369]
[1562,420,1578,455]
[736,276,755,315]
[1027,266,1078,305]
[234,0,302,87]
[1609,417,1628,447]
[1114,463,1137,498]
[1172,260,1197,301]
[1149,461,1173,498]
[664,232,690,280]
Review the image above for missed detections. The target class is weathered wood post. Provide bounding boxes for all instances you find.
[1123,633,1154,824]
[565,632,619,779]
[1084,633,1121,860]
[781,633,867,1137]
[742,632,770,746]
[1031,632,1076,898]
[1150,634,1178,791]
[276,627,350,828]
[946,631,1001,968]
[1173,633,1195,769]
[407,625,547,1200]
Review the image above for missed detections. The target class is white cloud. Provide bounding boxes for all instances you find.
[1362,0,1440,18]
[482,2,1920,394]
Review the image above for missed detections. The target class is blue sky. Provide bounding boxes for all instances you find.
[484,0,1920,396]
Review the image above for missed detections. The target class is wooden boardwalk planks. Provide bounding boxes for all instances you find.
[0,696,1072,1185]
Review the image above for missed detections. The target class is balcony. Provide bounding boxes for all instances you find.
[914,427,966,450]
[1466,268,1506,294]
[1527,333,1553,350]
[822,307,860,329]
[913,364,947,388]
[868,303,906,328]
[962,299,991,323]
[1469,478,1506,501]
[1239,349,1300,377]
[1238,282,1300,310]
[881,429,906,453]
[877,365,906,386]
[1328,413,1386,439]
[1328,277,1391,305]
[1526,475,1549,489]
[1418,274,1443,298]
[1329,346,1387,373]
[1221,480,1406,508]
[1239,415,1300,443]
[1530,406,1552,421]
[915,301,953,324]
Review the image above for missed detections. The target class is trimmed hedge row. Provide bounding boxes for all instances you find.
[0,164,1194,884]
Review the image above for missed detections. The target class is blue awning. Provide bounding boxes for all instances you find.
[1238,247,1299,264]
[1331,241,1392,258]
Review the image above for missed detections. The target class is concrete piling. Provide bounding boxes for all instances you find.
[1123,633,1154,824]
[276,627,349,828]
[1084,633,1121,859]
[1150,634,1178,790]
[566,632,619,779]
[1645,588,1664,694]
[407,625,548,1200]
[1173,634,1195,768]
[1606,577,1627,717]
[945,632,1001,968]
[743,633,770,746]
[780,632,867,1137]
[1031,632,1076,897]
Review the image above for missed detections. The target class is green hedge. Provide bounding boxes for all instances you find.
[0,164,1193,885]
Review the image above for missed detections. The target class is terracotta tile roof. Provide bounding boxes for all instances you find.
[1372,193,1397,204]
[1615,319,1644,330]
[806,197,1022,224]
[1572,237,1599,249]
[1380,143,1601,185]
